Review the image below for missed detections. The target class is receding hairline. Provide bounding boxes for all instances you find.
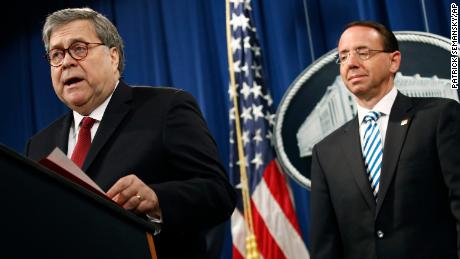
[47,19,100,49]
[338,25,386,50]
[339,21,399,52]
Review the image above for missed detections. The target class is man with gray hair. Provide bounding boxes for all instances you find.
[26,7,236,259]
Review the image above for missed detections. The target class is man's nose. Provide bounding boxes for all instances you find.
[345,51,360,67]
[61,51,78,68]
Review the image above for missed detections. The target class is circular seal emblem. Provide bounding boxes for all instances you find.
[274,31,457,189]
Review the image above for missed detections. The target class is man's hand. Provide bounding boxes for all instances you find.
[106,174,162,219]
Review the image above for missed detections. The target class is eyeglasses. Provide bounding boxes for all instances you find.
[336,47,392,65]
[46,41,105,67]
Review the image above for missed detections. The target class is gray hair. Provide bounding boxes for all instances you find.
[42,7,125,74]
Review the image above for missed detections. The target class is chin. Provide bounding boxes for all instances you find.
[64,94,88,108]
[347,82,367,93]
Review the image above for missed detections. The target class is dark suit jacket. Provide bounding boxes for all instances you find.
[310,92,460,259]
[26,81,236,259]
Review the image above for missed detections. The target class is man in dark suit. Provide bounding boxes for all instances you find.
[25,7,236,259]
[310,21,460,259]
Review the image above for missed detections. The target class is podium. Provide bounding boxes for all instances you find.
[0,144,157,259]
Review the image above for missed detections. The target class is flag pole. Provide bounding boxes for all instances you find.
[225,0,260,258]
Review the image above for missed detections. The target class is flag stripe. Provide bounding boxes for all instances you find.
[253,174,310,259]
[232,246,245,259]
[231,209,247,257]
[251,199,287,259]
[262,160,303,235]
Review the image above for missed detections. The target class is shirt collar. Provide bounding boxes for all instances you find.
[357,86,397,124]
[72,80,119,130]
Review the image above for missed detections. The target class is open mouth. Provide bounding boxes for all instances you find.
[64,77,84,86]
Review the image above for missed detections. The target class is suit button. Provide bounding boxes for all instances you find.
[376,230,384,239]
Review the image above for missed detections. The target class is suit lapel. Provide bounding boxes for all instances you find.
[340,117,376,212]
[375,93,414,216]
[55,112,73,153]
[82,81,132,171]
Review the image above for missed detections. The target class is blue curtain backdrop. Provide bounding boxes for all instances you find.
[0,0,454,257]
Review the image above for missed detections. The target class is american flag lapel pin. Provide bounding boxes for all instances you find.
[401,119,408,126]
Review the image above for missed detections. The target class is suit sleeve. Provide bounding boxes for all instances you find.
[436,100,460,256]
[151,90,236,233]
[310,145,343,259]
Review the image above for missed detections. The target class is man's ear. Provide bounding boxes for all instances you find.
[110,47,120,73]
[389,50,401,74]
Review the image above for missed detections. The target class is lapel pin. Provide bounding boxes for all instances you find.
[401,119,408,126]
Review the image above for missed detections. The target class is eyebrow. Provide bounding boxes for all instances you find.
[338,45,370,53]
[49,38,87,50]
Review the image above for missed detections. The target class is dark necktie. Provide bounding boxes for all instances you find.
[362,111,383,201]
[71,117,96,168]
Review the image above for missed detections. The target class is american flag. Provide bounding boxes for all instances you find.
[226,0,310,258]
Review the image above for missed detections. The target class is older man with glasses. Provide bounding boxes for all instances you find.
[26,7,236,259]
[310,21,460,259]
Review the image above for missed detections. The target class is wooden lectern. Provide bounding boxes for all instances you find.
[0,144,157,259]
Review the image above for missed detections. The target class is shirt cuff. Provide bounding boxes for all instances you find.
[146,214,162,235]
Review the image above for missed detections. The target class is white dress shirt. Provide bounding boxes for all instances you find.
[67,81,118,158]
[357,86,398,150]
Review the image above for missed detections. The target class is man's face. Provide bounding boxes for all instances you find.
[338,26,400,104]
[49,19,120,115]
